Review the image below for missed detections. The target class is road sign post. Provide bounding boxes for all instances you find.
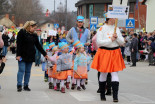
[54,24,59,29]
[126,19,135,28]
[90,16,98,31]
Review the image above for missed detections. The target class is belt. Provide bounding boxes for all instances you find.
[99,46,120,50]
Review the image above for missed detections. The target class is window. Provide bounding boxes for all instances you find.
[48,24,50,27]
[129,3,135,13]
[94,4,104,18]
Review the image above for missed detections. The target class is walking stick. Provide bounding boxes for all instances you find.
[54,71,62,75]
[74,71,82,78]
[114,18,118,34]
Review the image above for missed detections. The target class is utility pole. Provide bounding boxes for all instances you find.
[65,0,67,30]
[54,0,55,13]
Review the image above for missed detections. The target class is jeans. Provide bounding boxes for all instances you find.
[2,46,8,56]
[17,61,33,86]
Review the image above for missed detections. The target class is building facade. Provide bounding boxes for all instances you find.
[145,0,155,32]
[75,0,146,31]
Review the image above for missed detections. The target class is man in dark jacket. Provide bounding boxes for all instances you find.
[130,33,138,67]
[2,31,10,56]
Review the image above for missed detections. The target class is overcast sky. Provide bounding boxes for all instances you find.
[40,0,79,13]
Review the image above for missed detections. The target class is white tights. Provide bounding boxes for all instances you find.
[67,76,71,82]
[77,79,86,87]
[99,72,119,82]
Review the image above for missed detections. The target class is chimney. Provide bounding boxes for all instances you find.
[5,14,9,19]
[12,15,15,23]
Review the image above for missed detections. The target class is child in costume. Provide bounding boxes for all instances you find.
[47,42,56,89]
[85,52,92,85]
[91,18,125,102]
[73,42,88,91]
[56,42,73,93]
[42,46,50,82]
[48,46,60,91]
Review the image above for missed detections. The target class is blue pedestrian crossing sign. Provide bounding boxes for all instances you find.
[126,19,135,28]
[90,24,97,31]
[54,24,59,29]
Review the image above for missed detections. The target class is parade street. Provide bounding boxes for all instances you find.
[0,52,155,104]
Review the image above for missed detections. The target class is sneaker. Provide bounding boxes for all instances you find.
[24,85,31,91]
[77,86,81,91]
[61,87,65,93]
[17,85,22,92]
[81,85,86,90]
[66,82,70,89]
[54,86,57,91]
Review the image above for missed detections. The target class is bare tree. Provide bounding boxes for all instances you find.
[0,0,11,14]
[50,4,76,30]
[10,0,44,25]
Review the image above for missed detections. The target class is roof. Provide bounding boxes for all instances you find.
[0,16,16,28]
[75,0,137,7]
[37,18,55,27]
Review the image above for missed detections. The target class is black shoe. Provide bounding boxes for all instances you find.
[105,89,112,96]
[81,85,86,90]
[97,88,100,93]
[130,65,136,67]
[71,84,76,90]
[99,82,106,101]
[24,85,31,91]
[57,83,60,91]
[112,82,119,102]
[17,85,22,92]
[77,86,81,91]
[49,82,54,89]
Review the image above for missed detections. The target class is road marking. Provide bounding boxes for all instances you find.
[31,74,44,76]
[69,92,97,101]
[120,93,155,104]
[25,91,51,102]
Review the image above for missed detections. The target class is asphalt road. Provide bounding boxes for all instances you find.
[0,52,155,104]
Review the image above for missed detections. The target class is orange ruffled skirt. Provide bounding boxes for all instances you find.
[91,48,126,73]
[74,66,88,79]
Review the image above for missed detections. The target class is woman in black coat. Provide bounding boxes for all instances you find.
[16,21,48,92]
[2,31,10,56]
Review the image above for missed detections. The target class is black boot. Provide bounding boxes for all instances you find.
[24,85,31,91]
[97,88,100,93]
[105,73,112,96]
[99,81,106,101]
[112,82,119,102]
[17,85,22,92]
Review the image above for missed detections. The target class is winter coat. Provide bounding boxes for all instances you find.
[16,29,47,62]
[2,34,10,46]
[124,36,131,56]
